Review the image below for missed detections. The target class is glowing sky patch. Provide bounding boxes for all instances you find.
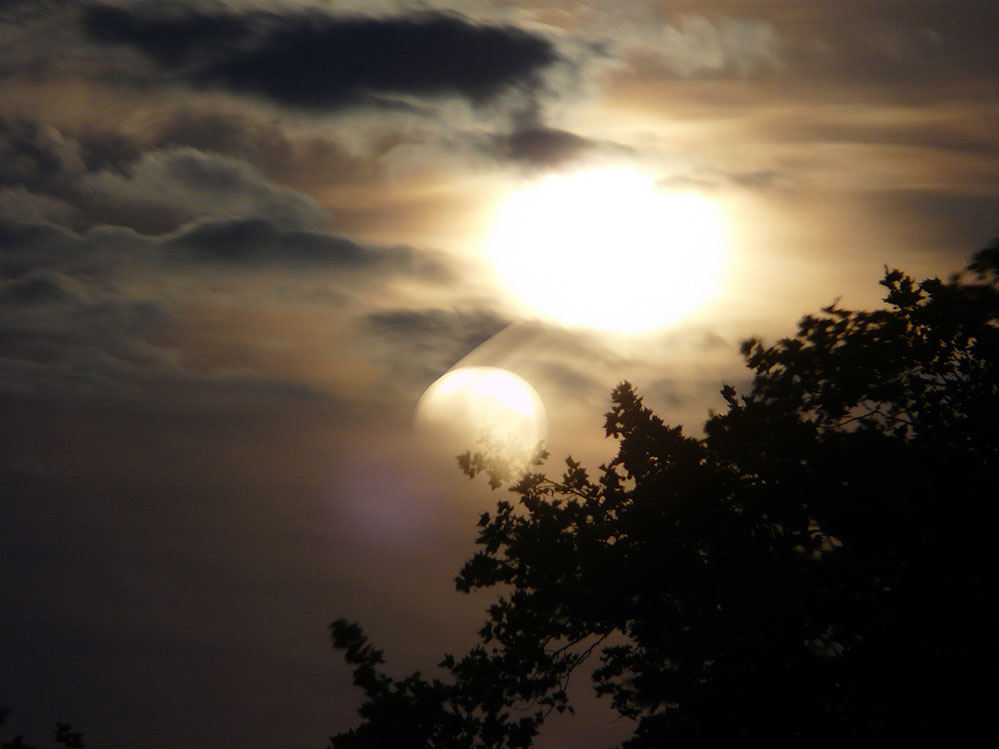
[485,167,727,332]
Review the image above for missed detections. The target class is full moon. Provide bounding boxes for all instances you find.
[485,166,727,332]
[414,367,547,461]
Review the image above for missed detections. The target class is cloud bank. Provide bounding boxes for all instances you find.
[84,5,562,111]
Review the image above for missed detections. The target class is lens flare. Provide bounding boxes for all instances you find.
[414,367,547,461]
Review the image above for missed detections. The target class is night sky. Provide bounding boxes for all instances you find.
[1,2,997,747]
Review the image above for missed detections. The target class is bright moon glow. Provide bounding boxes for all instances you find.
[415,367,547,460]
[486,166,727,332]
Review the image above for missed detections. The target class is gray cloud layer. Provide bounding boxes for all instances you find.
[0,118,329,233]
[363,307,510,387]
[84,4,562,111]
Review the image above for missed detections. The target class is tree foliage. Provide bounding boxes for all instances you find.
[0,709,86,749]
[329,242,999,747]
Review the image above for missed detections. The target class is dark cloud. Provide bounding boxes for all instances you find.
[0,280,172,404]
[0,256,356,426]
[531,359,604,401]
[0,214,449,300]
[0,118,174,231]
[83,5,561,111]
[156,109,268,155]
[0,117,328,233]
[83,2,252,66]
[367,307,507,347]
[75,128,145,175]
[0,117,79,192]
[1,117,144,187]
[499,126,593,168]
[167,217,371,266]
[0,216,69,256]
[364,307,510,384]
[166,216,448,281]
[0,0,69,23]
[0,217,90,278]
[150,109,376,191]
[0,273,79,306]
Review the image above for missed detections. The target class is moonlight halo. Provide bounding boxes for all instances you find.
[485,166,727,332]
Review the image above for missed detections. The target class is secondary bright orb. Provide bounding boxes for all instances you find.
[415,367,547,461]
[485,166,727,332]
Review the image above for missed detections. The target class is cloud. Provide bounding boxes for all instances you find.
[165,216,448,281]
[657,166,783,192]
[0,226,378,417]
[0,211,450,296]
[363,307,510,385]
[166,218,370,266]
[728,169,780,189]
[0,216,89,275]
[582,1,995,106]
[72,127,145,175]
[0,117,83,193]
[530,359,605,402]
[656,15,782,77]
[498,126,594,168]
[0,186,75,224]
[757,2,993,85]
[0,117,329,233]
[600,11,781,79]
[757,111,999,156]
[149,108,377,191]
[0,268,174,404]
[0,271,83,306]
[0,0,70,25]
[83,5,562,111]
[85,147,329,232]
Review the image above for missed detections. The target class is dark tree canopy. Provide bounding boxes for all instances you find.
[329,242,999,747]
[0,709,86,749]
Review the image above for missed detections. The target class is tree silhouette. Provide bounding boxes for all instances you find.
[329,241,998,747]
[0,709,86,749]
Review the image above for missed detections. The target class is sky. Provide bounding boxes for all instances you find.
[1,1,996,746]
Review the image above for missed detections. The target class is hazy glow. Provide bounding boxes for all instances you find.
[415,367,547,459]
[486,167,727,332]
